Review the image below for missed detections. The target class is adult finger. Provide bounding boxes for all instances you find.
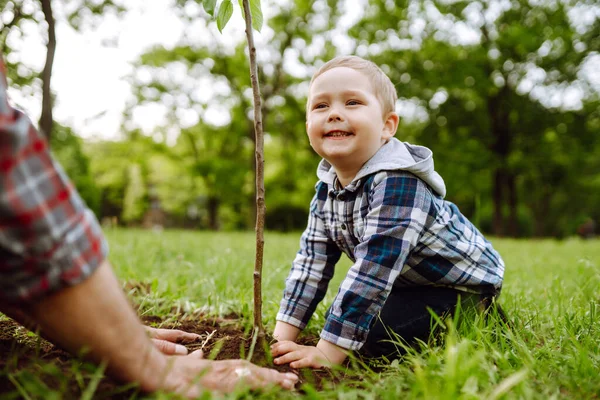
[152,338,189,355]
[243,364,298,390]
[148,327,201,343]
[189,349,204,358]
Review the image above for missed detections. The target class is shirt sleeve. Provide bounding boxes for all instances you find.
[0,58,108,304]
[276,185,342,329]
[320,173,433,350]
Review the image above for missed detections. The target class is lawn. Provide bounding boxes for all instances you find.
[1,229,599,399]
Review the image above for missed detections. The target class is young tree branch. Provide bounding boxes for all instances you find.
[241,0,265,337]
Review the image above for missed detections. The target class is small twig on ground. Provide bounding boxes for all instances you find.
[200,330,217,351]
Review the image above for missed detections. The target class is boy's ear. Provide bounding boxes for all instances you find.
[383,112,400,139]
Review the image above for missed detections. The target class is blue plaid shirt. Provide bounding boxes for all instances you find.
[277,139,505,350]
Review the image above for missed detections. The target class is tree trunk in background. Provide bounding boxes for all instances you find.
[488,88,512,236]
[207,196,220,231]
[492,169,505,236]
[507,173,518,236]
[40,0,56,140]
[532,190,551,237]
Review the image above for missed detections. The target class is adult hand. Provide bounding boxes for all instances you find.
[271,341,331,369]
[145,326,201,355]
[160,350,299,397]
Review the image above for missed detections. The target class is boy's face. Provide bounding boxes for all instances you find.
[306,67,398,177]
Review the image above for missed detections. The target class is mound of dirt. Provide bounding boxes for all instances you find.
[0,314,344,398]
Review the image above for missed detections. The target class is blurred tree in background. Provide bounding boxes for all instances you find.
[1,0,125,139]
[350,0,599,237]
[2,0,598,237]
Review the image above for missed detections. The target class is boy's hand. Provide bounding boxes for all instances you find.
[271,341,330,368]
[271,339,347,368]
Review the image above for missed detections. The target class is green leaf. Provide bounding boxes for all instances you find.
[216,0,234,33]
[249,0,263,32]
[203,0,217,16]
[238,0,263,32]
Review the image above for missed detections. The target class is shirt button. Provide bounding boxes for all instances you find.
[338,194,346,201]
[341,223,347,230]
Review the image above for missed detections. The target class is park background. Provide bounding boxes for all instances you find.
[2,0,599,239]
[2,1,600,398]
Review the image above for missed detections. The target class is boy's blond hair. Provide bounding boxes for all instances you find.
[307,55,398,117]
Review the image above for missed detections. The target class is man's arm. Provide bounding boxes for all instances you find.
[1,259,298,395]
[2,259,167,390]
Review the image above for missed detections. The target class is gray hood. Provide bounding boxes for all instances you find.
[316,137,447,197]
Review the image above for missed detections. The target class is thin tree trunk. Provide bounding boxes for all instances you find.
[532,190,550,237]
[492,169,505,236]
[242,0,265,338]
[488,88,511,236]
[507,173,518,236]
[207,196,220,231]
[40,0,56,140]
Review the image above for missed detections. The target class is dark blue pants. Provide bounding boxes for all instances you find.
[358,286,492,359]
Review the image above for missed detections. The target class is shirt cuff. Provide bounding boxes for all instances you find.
[320,312,369,351]
[0,209,108,304]
[276,299,313,330]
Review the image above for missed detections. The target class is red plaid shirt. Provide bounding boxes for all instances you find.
[0,58,107,304]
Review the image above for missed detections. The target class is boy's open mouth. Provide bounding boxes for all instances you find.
[324,130,353,138]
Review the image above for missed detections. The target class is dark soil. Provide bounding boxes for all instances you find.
[0,314,345,398]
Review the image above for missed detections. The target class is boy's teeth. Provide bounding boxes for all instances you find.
[328,131,350,137]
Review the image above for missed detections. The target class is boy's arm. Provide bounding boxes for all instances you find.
[276,186,342,333]
[273,321,301,341]
[319,173,431,352]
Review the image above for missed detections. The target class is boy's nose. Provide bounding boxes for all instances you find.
[327,108,344,122]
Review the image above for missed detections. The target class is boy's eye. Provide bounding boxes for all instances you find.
[314,103,327,109]
[347,100,361,106]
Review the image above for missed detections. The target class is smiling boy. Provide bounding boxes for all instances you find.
[271,56,505,368]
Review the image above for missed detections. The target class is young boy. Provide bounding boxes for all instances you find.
[271,56,505,368]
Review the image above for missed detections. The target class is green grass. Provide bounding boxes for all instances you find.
[5,229,600,399]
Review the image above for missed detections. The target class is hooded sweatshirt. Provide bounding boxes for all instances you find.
[277,138,505,351]
[317,137,447,197]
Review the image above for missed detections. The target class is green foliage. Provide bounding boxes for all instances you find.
[237,0,263,32]
[50,124,101,215]
[216,0,233,32]
[203,0,217,16]
[121,164,146,223]
[347,0,600,236]
[200,0,262,32]
[122,0,343,231]
[6,0,599,237]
